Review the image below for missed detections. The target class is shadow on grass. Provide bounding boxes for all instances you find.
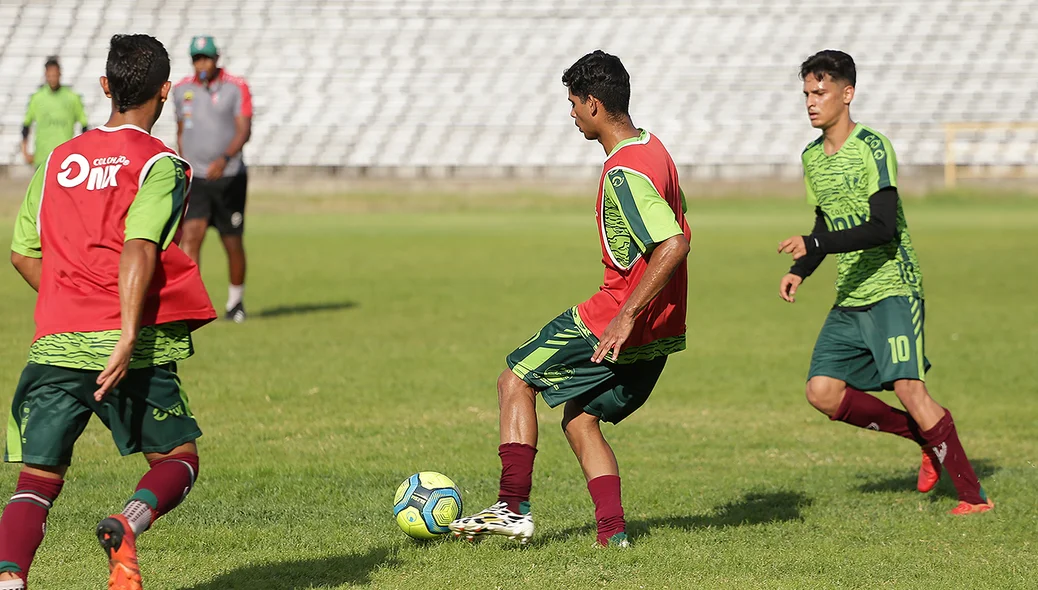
[255,301,359,318]
[550,490,813,544]
[856,457,999,500]
[181,546,399,589]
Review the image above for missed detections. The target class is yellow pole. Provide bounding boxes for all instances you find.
[944,124,956,189]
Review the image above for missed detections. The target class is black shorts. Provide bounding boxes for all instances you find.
[186,172,248,236]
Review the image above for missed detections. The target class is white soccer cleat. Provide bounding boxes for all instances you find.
[449,501,535,544]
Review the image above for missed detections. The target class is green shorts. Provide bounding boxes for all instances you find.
[506,308,667,424]
[808,296,932,392]
[5,362,201,466]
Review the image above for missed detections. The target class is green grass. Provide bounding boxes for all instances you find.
[0,193,1036,589]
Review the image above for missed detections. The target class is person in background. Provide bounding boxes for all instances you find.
[22,56,89,168]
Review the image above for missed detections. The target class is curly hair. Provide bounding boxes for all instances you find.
[106,34,170,113]
[561,50,631,118]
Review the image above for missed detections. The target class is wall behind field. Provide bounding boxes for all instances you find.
[2,0,1037,181]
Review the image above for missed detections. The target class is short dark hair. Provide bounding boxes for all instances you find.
[105,34,170,113]
[44,56,60,69]
[800,50,856,86]
[561,50,631,117]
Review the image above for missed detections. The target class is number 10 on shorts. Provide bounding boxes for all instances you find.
[887,335,911,363]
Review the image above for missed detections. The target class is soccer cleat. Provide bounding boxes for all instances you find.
[225,302,246,323]
[0,576,25,589]
[917,448,942,493]
[949,497,994,516]
[449,501,534,544]
[97,515,142,590]
[595,531,630,549]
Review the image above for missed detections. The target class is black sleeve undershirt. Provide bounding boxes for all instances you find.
[21,125,30,139]
[790,187,900,278]
[789,207,828,278]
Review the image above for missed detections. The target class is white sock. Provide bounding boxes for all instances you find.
[227,284,245,311]
[121,500,153,536]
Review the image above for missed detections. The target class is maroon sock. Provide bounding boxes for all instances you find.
[497,443,536,513]
[921,411,985,504]
[587,475,625,546]
[833,388,926,445]
[123,453,199,534]
[0,472,64,583]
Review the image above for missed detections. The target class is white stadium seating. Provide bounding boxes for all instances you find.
[1,0,1036,173]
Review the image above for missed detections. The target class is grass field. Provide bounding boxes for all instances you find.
[0,191,1036,589]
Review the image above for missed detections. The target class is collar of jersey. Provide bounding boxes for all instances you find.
[98,124,149,135]
[819,122,862,157]
[606,129,650,160]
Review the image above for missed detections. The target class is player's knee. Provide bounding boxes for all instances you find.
[805,378,842,413]
[893,379,929,405]
[497,370,530,404]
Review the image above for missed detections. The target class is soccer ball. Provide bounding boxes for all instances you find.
[393,471,463,540]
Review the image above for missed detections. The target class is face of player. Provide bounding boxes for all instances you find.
[45,66,61,91]
[568,90,598,141]
[192,56,218,81]
[803,73,854,130]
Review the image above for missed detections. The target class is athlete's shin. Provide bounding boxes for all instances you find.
[588,475,625,546]
[123,453,199,535]
[0,471,64,583]
[833,387,926,444]
[921,411,986,505]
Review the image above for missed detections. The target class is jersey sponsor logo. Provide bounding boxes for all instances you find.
[56,153,130,190]
[184,90,194,101]
[611,173,626,188]
[859,132,886,161]
[825,211,867,232]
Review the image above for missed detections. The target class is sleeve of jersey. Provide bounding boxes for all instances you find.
[74,94,88,127]
[605,168,682,253]
[865,135,898,194]
[11,166,46,258]
[233,79,254,118]
[802,153,818,206]
[124,157,189,250]
[23,95,34,126]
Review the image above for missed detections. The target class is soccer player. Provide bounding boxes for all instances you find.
[778,50,992,515]
[0,35,216,590]
[450,50,691,547]
[173,36,253,322]
[21,56,89,167]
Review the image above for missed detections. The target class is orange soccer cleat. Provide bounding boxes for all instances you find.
[917,448,942,493]
[96,515,142,590]
[949,497,995,516]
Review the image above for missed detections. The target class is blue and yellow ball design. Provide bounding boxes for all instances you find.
[393,471,463,539]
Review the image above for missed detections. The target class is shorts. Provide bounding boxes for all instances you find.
[4,362,202,466]
[506,308,668,424]
[185,172,248,236]
[808,295,931,392]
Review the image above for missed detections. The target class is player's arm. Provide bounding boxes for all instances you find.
[592,168,690,363]
[779,207,828,303]
[207,80,253,180]
[74,92,89,132]
[10,164,46,291]
[802,188,898,255]
[21,95,35,164]
[95,157,189,400]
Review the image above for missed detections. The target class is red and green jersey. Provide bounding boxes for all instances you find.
[10,125,216,369]
[576,129,690,363]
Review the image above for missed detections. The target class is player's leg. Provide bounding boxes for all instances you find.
[562,356,663,548]
[451,308,611,542]
[869,297,991,512]
[0,365,94,588]
[179,178,214,266]
[213,173,247,322]
[92,363,203,588]
[807,308,928,447]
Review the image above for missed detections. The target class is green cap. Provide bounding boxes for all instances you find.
[189,35,218,58]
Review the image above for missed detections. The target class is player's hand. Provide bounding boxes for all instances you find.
[22,148,32,165]
[778,236,808,260]
[591,312,636,364]
[779,273,803,303]
[94,337,135,401]
[206,158,226,181]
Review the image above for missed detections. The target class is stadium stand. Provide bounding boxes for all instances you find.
[1,0,1037,175]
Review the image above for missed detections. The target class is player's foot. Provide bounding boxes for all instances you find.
[0,573,25,589]
[449,501,534,543]
[917,448,942,493]
[97,515,142,590]
[225,302,246,323]
[595,531,630,548]
[949,497,994,516]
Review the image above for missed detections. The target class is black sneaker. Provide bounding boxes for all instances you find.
[225,302,246,323]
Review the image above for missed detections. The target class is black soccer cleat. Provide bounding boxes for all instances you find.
[225,302,246,323]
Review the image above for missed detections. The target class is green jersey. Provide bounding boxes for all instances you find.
[11,157,194,370]
[23,85,88,167]
[802,124,923,307]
